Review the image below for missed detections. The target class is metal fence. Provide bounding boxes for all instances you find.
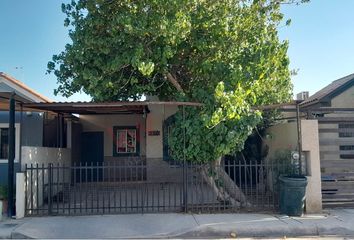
[24,159,289,216]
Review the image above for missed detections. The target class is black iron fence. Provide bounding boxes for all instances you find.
[25,159,289,216]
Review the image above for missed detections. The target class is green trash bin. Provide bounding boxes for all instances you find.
[279,175,308,216]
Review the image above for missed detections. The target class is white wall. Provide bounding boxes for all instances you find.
[301,119,322,213]
[21,146,71,212]
[79,114,146,157]
[21,146,71,168]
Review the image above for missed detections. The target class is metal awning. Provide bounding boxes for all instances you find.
[22,101,203,114]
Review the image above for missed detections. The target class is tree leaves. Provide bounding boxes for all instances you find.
[48,0,299,162]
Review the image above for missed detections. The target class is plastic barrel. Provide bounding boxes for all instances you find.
[279,175,308,216]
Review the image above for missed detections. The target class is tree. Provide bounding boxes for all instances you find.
[48,0,297,164]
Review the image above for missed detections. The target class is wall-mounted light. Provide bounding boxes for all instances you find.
[26,111,32,117]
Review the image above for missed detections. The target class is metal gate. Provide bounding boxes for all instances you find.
[24,159,284,216]
[319,118,354,208]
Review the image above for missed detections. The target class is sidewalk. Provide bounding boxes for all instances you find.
[1,209,354,239]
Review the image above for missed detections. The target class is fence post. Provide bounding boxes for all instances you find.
[48,163,53,215]
[16,172,25,219]
[183,163,188,213]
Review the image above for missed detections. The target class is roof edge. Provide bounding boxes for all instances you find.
[0,72,52,103]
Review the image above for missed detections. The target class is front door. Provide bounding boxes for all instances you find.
[80,132,104,181]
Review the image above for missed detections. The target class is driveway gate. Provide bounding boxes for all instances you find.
[24,159,285,216]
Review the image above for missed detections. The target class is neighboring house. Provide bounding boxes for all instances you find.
[0,72,51,185]
[300,73,354,207]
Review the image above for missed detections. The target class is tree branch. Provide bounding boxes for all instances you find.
[166,72,184,93]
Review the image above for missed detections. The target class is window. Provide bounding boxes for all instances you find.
[339,124,354,159]
[113,126,139,156]
[163,115,180,166]
[338,124,354,137]
[0,128,8,159]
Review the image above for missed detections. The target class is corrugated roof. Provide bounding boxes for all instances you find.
[300,73,354,107]
[23,101,202,114]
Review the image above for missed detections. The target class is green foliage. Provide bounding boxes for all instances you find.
[0,185,8,200]
[48,0,302,163]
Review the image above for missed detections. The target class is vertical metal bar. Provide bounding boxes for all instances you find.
[119,168,122,213]
[91,162,94,214]
[57,163,60,213]
[163,183,166,211]
[238,160,242,208]
[119,166,122,212]
[222,165,226,211]
[296,102,303,175]
[19,104,23,168]
[62,163,65,214]
[85,162,88,213]
[68,164,72,214]
[108,162,111,213]
[168,181,171,211]
[56,113,60,147]
[250,161,254,211]
[233,159,236,211]
[125,164,127,213]
[152,181,155,212]
[48,163,53,215]
[114,163,117,213]
[243,160,248,210]
[174,180,177,211]
[36,163,39,215]
[90,162,94,213]
[102,162,105,214]
[79,162,82,213]
[96,162,99,213]
[7,94,15,217]
[73,162,76,213]
[30,164,33,214]
[135,181,138,212]
[24,164,28,215]
[157,182,160,212]
[270,160,273,208]
[182,105,187,213]
[130,163,133,212]
[255,161,258,210]
[200,166,204,212]
[42,163,45,215]
[260,161,264,209]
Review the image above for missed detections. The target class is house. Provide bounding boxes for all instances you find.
[300,73,354,208]
[2,75,325,217]
[0,72,51,185]
[17,95,310,216]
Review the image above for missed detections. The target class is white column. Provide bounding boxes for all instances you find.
[301,119,323,213]
[16,172,25,219]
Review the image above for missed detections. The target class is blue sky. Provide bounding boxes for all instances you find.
[0,0,353,101]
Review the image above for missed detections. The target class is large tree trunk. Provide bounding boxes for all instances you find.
[200,158,250,207]
[166,72,184,93]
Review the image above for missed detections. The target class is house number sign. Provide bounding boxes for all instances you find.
[148,130,160,136]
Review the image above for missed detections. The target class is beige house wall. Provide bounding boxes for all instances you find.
[145,104,180,182]
[331,85,354,108]
[79,114,146,157]
[265,120,322,213]
[146,104,178,158]
[78,105,181,182]
[301,120,322,213]
[264,122,298,161]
